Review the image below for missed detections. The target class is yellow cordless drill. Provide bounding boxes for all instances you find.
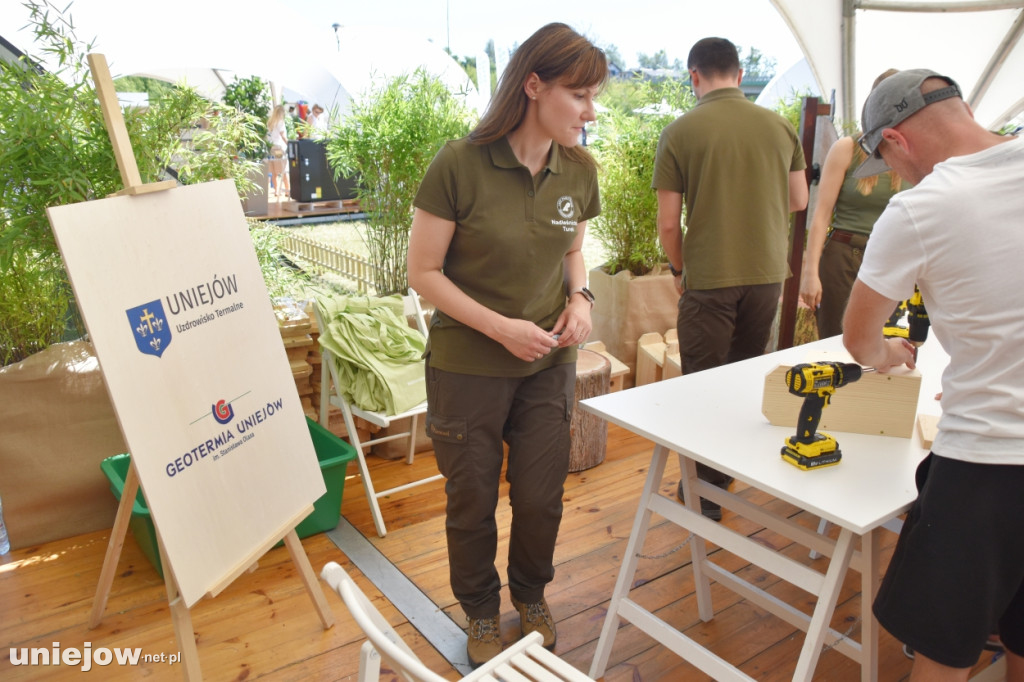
[883,285,930,359]
[905,286,930,348]
[781,361,863,470]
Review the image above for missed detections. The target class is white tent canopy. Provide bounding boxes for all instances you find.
[771,0,1024,131]
[0,0,477,117]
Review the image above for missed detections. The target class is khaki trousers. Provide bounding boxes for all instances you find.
[424,358,574,618]
[816,232,869,338]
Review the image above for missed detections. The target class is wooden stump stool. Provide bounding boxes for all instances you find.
[569,349,611,472]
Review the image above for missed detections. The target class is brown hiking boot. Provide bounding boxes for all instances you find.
[466,615,501,666]
[511,596,556,649]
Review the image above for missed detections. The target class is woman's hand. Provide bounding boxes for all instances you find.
[550,296,593,348]
[800,270,822,310]
[495,318,560,362]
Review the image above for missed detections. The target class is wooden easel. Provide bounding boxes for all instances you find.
[83,54,333,681]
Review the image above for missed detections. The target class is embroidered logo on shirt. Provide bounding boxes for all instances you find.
[552,195,577,230]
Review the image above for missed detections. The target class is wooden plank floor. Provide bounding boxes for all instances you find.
[0,423,1004,680]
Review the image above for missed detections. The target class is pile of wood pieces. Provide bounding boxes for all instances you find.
[635,329,682,386]
[274,299,317,421]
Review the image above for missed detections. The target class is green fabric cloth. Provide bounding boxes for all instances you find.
[316,294,426,415]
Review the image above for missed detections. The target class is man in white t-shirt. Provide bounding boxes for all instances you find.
[843,69,1023,681]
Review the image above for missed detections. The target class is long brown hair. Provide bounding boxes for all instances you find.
[853,143,903,194]
[469,23,608,167]
[855,68,903,194]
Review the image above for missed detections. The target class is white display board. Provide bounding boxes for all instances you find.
[48,180,325,606]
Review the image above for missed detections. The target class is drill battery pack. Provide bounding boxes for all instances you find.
[781,435,843,470]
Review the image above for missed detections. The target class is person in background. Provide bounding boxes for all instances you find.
[843,69,1023,682]
[653,37,808,521]
[307,103,328,137]
[799,69,907,338]
[407,22,606,667]
[267,104,290,199]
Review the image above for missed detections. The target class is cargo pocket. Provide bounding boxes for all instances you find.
[426,413,467,445]
[426,413,468,479]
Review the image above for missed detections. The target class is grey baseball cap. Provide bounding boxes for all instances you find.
[854,69,962,177]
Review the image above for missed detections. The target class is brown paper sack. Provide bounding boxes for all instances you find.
[0,342,127,549]
[589,266,679,389]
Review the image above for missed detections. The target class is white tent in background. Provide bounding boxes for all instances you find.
[770,0,1024,131]
[755,57,821,109]
[0,0,476,117]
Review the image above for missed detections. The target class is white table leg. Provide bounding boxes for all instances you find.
[860,528,881,682]
[793,528,856,681]
[589,443,671,679]
[679,454,715,621]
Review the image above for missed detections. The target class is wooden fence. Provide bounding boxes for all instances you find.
[278,232,380,294]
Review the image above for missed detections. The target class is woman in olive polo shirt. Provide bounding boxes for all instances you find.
[407,23,607,667]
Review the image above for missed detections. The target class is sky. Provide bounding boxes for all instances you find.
[293,0,806,72]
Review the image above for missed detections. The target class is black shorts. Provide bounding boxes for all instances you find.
[873,453,1024,668]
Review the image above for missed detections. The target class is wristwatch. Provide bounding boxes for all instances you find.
[668,262,682,277]
[568,286,595,306]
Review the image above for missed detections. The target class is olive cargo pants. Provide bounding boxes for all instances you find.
[424,359,574,618]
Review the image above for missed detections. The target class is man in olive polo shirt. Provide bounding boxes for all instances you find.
[653,36,808,520]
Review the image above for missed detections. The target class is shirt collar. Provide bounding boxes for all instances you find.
[697,87,746,106]
[488,136,562,174]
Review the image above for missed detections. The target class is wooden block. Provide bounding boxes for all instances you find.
[275,299,311,337]
[635,332,666,386]
[663,350,682,380]
[582,341,629,392]
[662,329,681,379]
[294,379,312,398]
[917,413,939,449]
[289,358,312,379]
[761,350,922,438]
[282,333,313,347]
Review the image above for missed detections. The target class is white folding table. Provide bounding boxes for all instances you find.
[583,336,948,681]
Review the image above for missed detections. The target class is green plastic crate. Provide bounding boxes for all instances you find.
[100,416,356,578]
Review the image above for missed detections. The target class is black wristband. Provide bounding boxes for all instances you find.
[668,263,682,277]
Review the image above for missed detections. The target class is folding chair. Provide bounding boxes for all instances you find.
[320,562,595,682]
[314,289,442,537]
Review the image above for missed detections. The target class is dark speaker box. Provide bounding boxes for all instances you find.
[287,139,358,202]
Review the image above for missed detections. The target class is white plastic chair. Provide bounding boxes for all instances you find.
[315,289,441,537]
[320,562,595,682]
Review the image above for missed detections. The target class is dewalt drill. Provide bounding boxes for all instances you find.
[905,286,930,348]
[781,361,863,470]
[883,285,930,358]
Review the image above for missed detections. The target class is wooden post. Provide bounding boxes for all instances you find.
[779,97,833,350]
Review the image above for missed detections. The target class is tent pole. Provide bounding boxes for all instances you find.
[843,0,857,124]
[857,1,1023,11]
[969,10,1024,111]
